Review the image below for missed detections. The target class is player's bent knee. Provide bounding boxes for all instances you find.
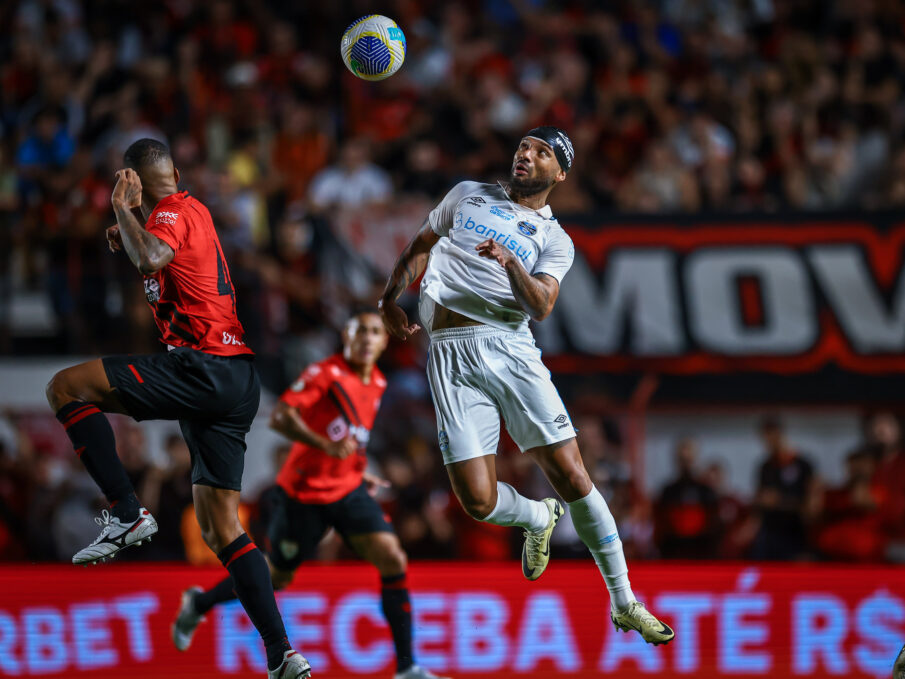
[461,496,496,520]
[564,467,593,496]
[380,547,407,575]
[45,371,73,411]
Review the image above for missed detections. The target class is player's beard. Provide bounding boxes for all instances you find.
[508,170,555,196]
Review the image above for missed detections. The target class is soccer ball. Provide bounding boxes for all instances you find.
[340,15,406,81]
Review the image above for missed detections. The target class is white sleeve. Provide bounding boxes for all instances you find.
[428,181,482,237]
[532,228,574,282]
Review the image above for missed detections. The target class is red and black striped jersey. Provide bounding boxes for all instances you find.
[143,191,252,356]
[276,354,386,504]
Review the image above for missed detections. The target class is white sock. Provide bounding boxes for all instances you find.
[569,486,636,611]
[482,482,549,532]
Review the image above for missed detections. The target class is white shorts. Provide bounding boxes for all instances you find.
[426,325,575,465]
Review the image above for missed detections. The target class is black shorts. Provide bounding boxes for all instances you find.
[268,483,393,571]
[103,347,260,491]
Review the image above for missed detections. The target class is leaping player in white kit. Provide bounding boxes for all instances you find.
[379,127,674,645]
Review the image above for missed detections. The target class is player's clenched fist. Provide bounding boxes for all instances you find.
[111,168,143,209]
[325,435,358,459]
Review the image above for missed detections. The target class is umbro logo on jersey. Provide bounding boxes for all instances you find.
[518,221,537,236]
[554,413,570,429]
[465,197,486,207]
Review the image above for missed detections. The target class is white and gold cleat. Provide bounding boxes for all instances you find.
[521,498,563,581]
[611,601,675,645]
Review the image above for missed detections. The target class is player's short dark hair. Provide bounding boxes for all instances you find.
[124,138,171,170]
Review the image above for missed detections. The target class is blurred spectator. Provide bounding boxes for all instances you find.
[379,436,456,560]
[703,460,755,559]
[251,441,292,552]
[861,412,905,556]
[140,433,195,560]
[16,106,74,199]
[272,99,331,204]
[49,457,106,560]
[750,416,819,560]
[815,449,885,561]
[654,438,719,558]
[0,420,31,560]
[308,138,392,212]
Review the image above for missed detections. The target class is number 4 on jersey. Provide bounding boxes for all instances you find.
[215,245,237,313]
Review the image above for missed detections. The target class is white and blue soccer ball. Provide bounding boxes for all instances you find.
[340,15,406,81]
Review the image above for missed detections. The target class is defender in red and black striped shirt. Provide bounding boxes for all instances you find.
[140,189,251,356]
[46,139,310,679]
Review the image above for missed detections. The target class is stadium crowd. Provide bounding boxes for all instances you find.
[4,0,905,356]
[1,403,904,563]
[2,0,905,563]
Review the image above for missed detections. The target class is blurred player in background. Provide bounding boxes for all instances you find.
[45,139,310,679]
[172,311,448,679]
[379,127,674,645]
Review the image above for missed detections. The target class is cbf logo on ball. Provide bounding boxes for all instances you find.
[341,15,406,81]
[517,221,537,236]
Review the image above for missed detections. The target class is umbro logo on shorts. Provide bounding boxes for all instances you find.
[554,414,570,429]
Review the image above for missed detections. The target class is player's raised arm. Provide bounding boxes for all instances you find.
[110,168,174,275]
[378,219,439,339]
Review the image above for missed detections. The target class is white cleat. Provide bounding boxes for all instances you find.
[521,498,563,581]
[267,650,311,679]
[171,586,205,651]
[611,601,675,645]
[394,664,450,679]
[72,508,158,565]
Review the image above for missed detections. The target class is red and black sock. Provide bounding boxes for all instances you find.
[381,573,414,673]
[194,576,239,615]
[218,534,290,671]
[55,401,140,522]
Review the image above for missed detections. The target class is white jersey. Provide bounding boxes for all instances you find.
[419,181,574,334]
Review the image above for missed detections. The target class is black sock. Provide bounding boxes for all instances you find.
[55,401,140,521]
[194,575,239,615]
[218,534,290,671]
[381,573,414,673]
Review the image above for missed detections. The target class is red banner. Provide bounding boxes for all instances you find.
[0,562,902,678]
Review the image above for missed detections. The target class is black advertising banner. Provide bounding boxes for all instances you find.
[532,212,905,402]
